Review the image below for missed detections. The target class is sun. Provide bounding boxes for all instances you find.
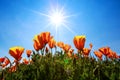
[30,4,76,37]
[49,12,64,27]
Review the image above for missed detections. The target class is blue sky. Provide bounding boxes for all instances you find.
[0,0,120,60]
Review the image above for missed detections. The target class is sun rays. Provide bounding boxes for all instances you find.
[29,4,76,40]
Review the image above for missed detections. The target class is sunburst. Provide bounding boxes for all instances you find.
[30,4,76,40]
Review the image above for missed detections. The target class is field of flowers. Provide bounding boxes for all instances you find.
[0,32,120,80]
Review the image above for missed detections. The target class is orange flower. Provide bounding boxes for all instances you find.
[83,48,91,56]
[9,46,24,61]
[0,57,5,63]
[33,35,44,51]
[9,65,16,72]
[108,50,119,59]
[23,58,29,65]
[99,47,110,56]
[63,44,71,52]
[73,35,86,50]
[57,41,64,48]
[89,43,93,49]
[48,38,56,49]
[26,50,32,57]
[94,51,103,60]
[2,58,10,68]
[40,32,51,44]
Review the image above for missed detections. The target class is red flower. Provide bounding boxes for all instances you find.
[0,57,5,63]
[2,58,10,68]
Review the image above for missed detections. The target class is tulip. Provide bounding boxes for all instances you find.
[73,35,86,50]
[9,46,24,61]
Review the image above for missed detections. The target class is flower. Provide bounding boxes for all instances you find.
[23,58,29,65]
[26,50,32,57]
[63,44,71,52]
[94,51,103,60]
[0,57,5,63]
[9,65,16,72]
[2,58,10,68]
[40,32,51,45]
[83,48,91,56]
[57,41,64,48]
[73,35,86,50]
[99,47,110,56]
[89,43,93,49]
[9,46,24,61]
[48,38,56,49]
[108,49,119,59]
[33,35,44,51]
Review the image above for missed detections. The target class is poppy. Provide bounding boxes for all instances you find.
[73,35,86,50]
[63,44,71,52]
[99,47,110,56]
[83,48,91,56]
[9,46,24,61]
[48,38,56,49]
[40,32,51,44]
[57,41,64,48]
[2,58,10,68]
[33,35,44,51]
[89,43,93,49]
[26,50,32,57]
[9,65,16,72]
[23,58,29,65]
[94,51,103,60]
[0,57,5,63]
